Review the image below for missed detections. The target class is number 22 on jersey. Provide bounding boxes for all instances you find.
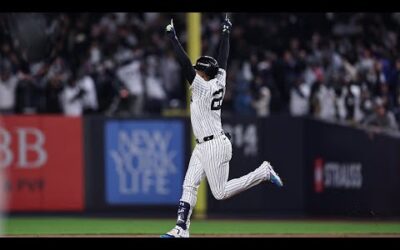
[211,88,224,110]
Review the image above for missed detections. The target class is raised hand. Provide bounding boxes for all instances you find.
[166,18,177,39]
[222,14,232,34]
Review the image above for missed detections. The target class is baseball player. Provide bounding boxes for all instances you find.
[161,15,283,238]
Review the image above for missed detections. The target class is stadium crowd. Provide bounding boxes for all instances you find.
[0,13,400,132]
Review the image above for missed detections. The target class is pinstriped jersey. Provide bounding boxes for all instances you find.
[190,68,226,139]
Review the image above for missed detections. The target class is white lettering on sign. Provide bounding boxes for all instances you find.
[0,128,13,168]
[16,128,47,168]
[0,127,47,168]
[223,124,257,156]
[110,130,177,195]
[324,162,363,189]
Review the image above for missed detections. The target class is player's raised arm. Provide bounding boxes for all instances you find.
[216,14,232,70]
[166,19,196,84]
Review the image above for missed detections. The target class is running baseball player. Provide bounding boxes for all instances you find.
[161,15,283,238]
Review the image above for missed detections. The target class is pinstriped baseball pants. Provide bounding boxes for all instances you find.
[180,134,268,212]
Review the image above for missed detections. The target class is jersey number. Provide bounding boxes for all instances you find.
[211,88,224,110]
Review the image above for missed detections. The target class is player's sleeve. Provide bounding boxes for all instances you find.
[169,36,196,83]
[216,68,227,86]
[216,32,230,70]
[191,73,210,95]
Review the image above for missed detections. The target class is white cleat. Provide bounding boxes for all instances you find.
[262,161,283,187]
[160,225,189,238]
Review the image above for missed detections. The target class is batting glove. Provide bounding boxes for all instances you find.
[166,19,177,39]
[222,16,232,34]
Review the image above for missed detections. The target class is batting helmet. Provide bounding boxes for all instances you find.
[194,56,219,79]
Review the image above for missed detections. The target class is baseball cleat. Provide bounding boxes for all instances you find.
[262,161,283,187]
[160,225,189,238]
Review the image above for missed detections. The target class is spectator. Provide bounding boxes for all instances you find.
[309,70,336,121]
[143,55,166,114]
[359,85,374,123]
[106,85,132,117]
[93,60,118,113]
[44,74,63,114]
[233,76,255,115]
[0,60,18,114]
[363,98,398,131]
[251,75,271,117]
[116,55,144,116]
[14,71,42,114]
[59,75,85,116]
[77,73,99,114]
[342,77,362,123]
[378,83,395,111]
[290,77,310,116]
[160,51,182,105]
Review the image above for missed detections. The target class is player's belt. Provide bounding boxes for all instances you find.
[196,131,231,144]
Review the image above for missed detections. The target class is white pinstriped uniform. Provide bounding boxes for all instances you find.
[180,69,269,226]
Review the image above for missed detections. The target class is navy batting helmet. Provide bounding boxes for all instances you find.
[194,56,219,79]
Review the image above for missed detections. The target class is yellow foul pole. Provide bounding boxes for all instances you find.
[186,13,206,219]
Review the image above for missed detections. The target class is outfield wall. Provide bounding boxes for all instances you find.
[1,115,400,217]
[208,116,400,217]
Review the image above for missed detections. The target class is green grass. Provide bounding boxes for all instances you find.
[3,217,400,235]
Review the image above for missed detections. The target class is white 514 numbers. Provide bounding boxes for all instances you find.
[222,123,257,156]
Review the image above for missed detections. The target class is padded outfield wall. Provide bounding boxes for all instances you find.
[1,115,399,217]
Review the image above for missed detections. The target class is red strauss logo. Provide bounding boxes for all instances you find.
[314,158,324,193]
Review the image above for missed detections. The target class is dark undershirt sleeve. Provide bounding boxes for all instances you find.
[169,36,196,84]
[216,32,230,70]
